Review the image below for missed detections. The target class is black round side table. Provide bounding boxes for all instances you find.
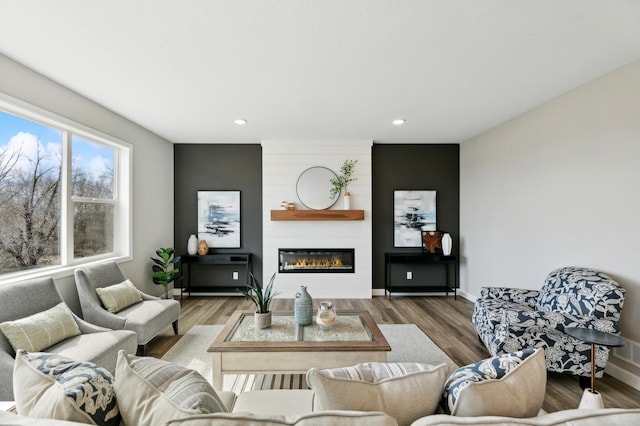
[565,327,625,408]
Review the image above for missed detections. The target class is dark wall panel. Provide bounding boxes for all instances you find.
[174,144,263,285]
[372,144,459,290]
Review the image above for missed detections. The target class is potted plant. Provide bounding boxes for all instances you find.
[237,272,279,328]
[151,247,181,299]
[329,159,358,208]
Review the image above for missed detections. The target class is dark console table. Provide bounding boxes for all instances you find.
[180,253,252,297]
[384,252,458,299]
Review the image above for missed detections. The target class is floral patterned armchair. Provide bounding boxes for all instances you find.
[472,266,625,378]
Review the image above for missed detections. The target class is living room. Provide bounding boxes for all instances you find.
[1,1,640,424]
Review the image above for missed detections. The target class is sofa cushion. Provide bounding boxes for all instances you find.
[95,279,142,313]
[443,348,546,417]
[0,303,81,352]
[113,350,226,425]
[307,362,452,426]
[410,408,640,425]
[163,410,398,425]
[232,389,315,416]
[13,350,120,426]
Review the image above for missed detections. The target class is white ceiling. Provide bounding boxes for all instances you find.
[1,0,640,144]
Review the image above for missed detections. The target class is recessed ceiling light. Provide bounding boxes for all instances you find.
[392,119,406,126]
[234,119,247,125]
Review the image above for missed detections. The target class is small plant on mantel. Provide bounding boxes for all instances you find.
[329,159,358,200]
[237,273,280,328]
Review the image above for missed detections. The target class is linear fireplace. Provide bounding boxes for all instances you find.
[278,248,355,273]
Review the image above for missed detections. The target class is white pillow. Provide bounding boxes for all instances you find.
[306,362,452,426]
[13,350,120,426]
[0,303,80,352]
[114,350,227,426]
[95,279,142,313]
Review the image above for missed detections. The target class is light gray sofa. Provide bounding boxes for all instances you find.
[74,261,180,355]
[0,277,137,401]
[1,392,640,425]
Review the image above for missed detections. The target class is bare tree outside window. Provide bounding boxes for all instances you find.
[0,128,61,272]
[0,111,118,275]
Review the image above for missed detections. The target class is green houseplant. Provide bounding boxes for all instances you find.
[237,273,279,328]
[151,247,181,299]
[329,159,358,200]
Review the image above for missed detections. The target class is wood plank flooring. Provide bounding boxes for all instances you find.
[147,295,640,413]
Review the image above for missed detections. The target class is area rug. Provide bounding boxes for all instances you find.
[162,324,456,392]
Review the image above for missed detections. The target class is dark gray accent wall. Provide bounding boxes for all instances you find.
[372,144,460,290]
[174,144,263,285]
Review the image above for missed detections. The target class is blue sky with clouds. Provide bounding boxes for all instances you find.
[0,109,113,179]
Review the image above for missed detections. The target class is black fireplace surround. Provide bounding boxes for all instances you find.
[278,248,355,273]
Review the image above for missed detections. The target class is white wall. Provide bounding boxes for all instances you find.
[262,140,372,298]
[0,54,175,311]
[460,59,640,379]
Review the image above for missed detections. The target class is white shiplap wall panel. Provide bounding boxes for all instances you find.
[262,140,373,299]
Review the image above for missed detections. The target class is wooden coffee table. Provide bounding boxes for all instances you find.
[207,310,391,389]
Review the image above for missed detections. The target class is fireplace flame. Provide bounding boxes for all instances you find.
[292,257,344,268]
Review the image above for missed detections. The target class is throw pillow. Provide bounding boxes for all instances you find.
[0,303,81,352]
[114,350,227,426]
[13,350,120,426]
[95,279,142,313]
[306,362,452,426]
[443,347,546,417]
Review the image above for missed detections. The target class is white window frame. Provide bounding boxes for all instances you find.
[0,93,132,285]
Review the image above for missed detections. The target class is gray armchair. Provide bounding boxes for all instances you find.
[74,261,180,355]
[0,277,137,401]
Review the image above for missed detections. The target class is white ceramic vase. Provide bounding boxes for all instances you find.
[442,233,452,256]
[187,234,198,255]
[343,192,351,210]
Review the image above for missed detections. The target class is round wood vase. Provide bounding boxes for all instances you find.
[197,239,208,255]
[254,311,272,329]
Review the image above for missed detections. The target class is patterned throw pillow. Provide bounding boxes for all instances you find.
[114,350,227,426]
[95,279,143,313]
[443,348,546,417]
[0,303,81,352]
[13,350,120,426]
[306,362,452,426]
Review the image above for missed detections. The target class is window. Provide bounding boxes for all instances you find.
[0,94,131,280]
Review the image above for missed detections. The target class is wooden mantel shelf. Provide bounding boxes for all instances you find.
[270,209,365,221]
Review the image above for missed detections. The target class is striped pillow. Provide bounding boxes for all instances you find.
[307,362,452,425]
[0,303,81,352]
[95,279,142,313]
[114,351,226,426]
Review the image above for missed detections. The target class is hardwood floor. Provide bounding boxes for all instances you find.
[147,295,640,413]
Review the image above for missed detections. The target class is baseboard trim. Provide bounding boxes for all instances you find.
[605,361,640,391]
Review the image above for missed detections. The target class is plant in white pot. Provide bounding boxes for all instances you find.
[329,159,357,209]
[150,247,181,299]
[237,273,279,328]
